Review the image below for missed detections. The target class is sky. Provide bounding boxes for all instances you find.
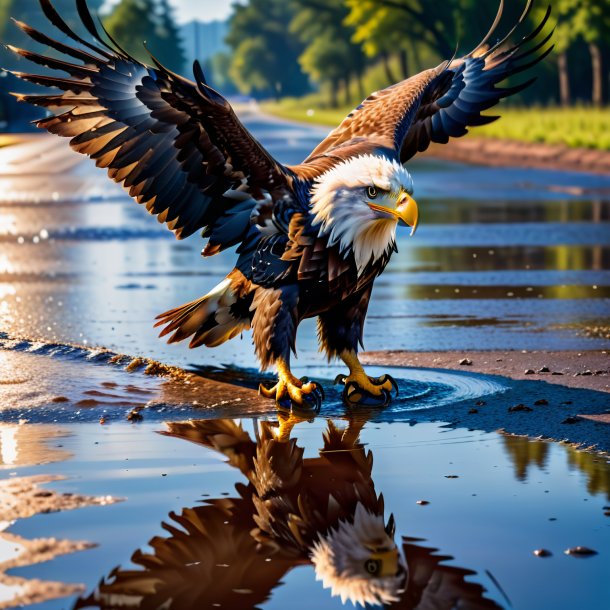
[102,0,234,24]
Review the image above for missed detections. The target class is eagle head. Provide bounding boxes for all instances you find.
[310,154,418,275]
[310,503,406,607]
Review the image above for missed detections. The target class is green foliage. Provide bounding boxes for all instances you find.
[289,0,366,106]
[155,0,186,73]
[103,0,185,74]
[547,0,610,52]
[204,52,238,95]
[226,0,309,99]
[230,37,277,95]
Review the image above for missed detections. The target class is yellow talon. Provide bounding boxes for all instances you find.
[342,370,394,396]
[338,350,398,406]
[258,357,324,411]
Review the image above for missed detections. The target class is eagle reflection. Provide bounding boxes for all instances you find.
[75,416,501,610]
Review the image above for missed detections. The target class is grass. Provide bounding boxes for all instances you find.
[261,99,610,151]
[261,97,354,128]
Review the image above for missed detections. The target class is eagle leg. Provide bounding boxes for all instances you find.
[258,357,323,413]
[269,410,313,442]
[336,350,399,407]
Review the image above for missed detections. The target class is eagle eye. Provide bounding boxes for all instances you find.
[364,559,381,575]
[366,186,378,199]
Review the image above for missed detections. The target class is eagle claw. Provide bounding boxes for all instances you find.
[335,372,398,407]
[258,378,324,413]
[372,373,399,397]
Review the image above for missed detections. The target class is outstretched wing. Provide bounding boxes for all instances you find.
[7,0,289,243]
[304,0,552,166]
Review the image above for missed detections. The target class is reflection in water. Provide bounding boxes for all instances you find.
[566,447,610,501]
[502,435,610,502]
[501,435,550,482]
[0,422,71,467]
[75,417,500,609]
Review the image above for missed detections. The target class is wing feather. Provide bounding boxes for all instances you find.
[8,0,289,244]
[299,0,552,170]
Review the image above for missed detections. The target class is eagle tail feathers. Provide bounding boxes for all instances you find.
[155,277,250,349]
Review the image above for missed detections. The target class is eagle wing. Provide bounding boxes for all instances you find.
[73,501,295,610]
[303,0,552,167]
[7,0,289,245]
[398,537,503,609]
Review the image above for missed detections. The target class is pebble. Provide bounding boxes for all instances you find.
[459,358,473,366]
[508,404,533,412]
[127,409,143,422]
[562,416,580,424]
[524,369,535,375]
[538,366,550,373]
[416,500,429,505]
[476,400,486,406]
[564,546,597,557]
[533,549,552,557]
[468,408,478,414]
[444,475,459,479]
[34,490,53,498]
[551,371,564,375]
[534,399,549,406]
[99,417,106,425]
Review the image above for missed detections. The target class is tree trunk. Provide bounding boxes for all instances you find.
[329,79,338,108]
[399,49,409,79]
[589,42,603,107]
[357,73,365,100]
[558,52,570,107]
[381,52,396,84]
[343,75,351,106]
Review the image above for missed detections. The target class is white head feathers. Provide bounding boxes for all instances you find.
[310,155,413,275]
[310,503,406,607]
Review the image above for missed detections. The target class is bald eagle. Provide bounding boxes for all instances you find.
[73,417,502,609]
[7,0,552,409]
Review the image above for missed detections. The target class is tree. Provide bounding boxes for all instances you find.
[298,33,353,106]
[155,0,186,74]
[567,0,610,107]
[536,0,609,107]
[345,0,421,80]
[230,37,279,97]
[103,0,186,75]
[290,0,366,106]
[226,0,309,99]
[204,52,238,95]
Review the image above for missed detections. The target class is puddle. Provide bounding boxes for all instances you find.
[1,418,609,609]
[1,334,609,453]
[0,341,608,609]
[0,334,507,423]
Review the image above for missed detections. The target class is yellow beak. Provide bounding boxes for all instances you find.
[395,192,419,236]
[368,192,419,236]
